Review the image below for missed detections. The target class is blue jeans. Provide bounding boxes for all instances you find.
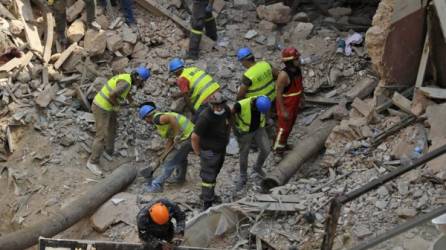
[100,0,135,24]
[151,140,192,188]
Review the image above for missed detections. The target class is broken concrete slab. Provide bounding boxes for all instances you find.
[392,92,413,114]
[418,86,446,99]
[351,98,375,123]
[35,84,56,108]
[90,192,139,232]
[111,57,129,73]
[67,19,85,43]
[121,25,137,44]
[288,22,314,41]
[106,31,124,52]
[67,0,86,22]
[258,20,277,32]
[256,2,291,24]
[84,29,107,56]
[345,78,378,100]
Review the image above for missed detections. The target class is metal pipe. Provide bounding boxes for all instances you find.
[351,205,446,250]
[320,143,446,250]
[261,120,337,192]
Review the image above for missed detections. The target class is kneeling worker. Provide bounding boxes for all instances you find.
[137,198,186,249]
[139,102,194,193]
[191,93,231,210]
[233,96,272,191]
[87,67,150,175]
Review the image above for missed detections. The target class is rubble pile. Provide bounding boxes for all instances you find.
[6,0,442,249]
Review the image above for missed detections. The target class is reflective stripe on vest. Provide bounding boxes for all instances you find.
[93,74,132,111]
[153,112,195,141]
[180,67,220,110]
[235,97,266,133]
[244,61,276,100]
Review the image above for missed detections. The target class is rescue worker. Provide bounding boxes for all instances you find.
[99,0,136,25]
[191,93,231,210]
[188,0,218,59]
[87,67,150,175]
[233,95,272,191]
[138,102,194,193]
[47,0,100,47]
[168,58,220,122]
[137,198,186,249]
[274,47,304,152]
[236,47,279,101]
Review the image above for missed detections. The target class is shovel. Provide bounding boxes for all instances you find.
[140,144,175,180]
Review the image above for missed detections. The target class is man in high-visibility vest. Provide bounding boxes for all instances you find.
[168,58,220,122]
[232,95,272,192]
[236,47,279,101]
[188,0,217,59]
[139,102,195,193]
[87,67,150,175]
[274,47,304,153]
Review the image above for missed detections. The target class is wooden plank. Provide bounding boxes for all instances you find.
[6,126,14,153]
[0,51,33,71]
[419,86,446,99]
[134,0,215,49]
[434,0,446,40]
[14,0,43,54]
[251,194,301,203]
[392,92,413,114]
[239,201,299,212]
[43,12,55,63]
[415,33,430,88]
[0,3,16,19]
[54,42,77,69]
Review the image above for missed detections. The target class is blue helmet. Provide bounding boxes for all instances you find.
[135,66,150,80]
[255,96,271,114]
[168,58,184,73]
[237,47,253,61]
[139,104,156,119]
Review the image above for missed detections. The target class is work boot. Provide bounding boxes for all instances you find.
[143,183,163,193]
[252,167,266,178]
[235,178,247,192]
[166,176,186,185]
[86,160,103,176]
[185,51,199,60]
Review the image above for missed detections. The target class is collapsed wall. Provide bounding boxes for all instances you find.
[365,0,426,106]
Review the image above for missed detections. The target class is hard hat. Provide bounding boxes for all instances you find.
[168,58,184,73]
[282,47,300,62]
[138,103,156,119]
[237,47,253,61]
[209,92,226,105]
[255,96,271,114]
[135,66,151,80]
[149,202,170,225]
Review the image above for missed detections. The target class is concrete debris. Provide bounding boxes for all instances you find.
[288,22,314,41]
[258,20,277,32]
[256,2,291,24]
[328,7,352,18]
[67,19,86,43]
[66,0,86,23]
[84,29,107,56]
[106,31,124,52]
[111,57,129,73]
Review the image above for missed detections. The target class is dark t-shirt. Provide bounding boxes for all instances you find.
[234,102,260,132]
[194,106,231,153]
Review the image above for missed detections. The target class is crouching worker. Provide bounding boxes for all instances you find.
[137,199,186,249]
[138,102,194,193]
[191,93,231,210]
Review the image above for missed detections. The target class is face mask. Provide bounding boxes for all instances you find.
[214,109,225,116]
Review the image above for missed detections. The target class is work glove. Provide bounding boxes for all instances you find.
[205,3,213,13]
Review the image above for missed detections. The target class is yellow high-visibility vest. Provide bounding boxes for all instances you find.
[180,67,220,111]
[244,61,275,100]
[153,112,194,141]
[93,74,132,111]
[235,97,266,133]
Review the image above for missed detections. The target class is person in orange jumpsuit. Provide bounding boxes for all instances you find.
[273,47,304,153]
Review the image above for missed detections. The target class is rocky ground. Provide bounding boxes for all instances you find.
[0,0,445,249]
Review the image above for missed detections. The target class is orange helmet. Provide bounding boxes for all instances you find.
[149,202,170,225]
[282,47,300,62]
